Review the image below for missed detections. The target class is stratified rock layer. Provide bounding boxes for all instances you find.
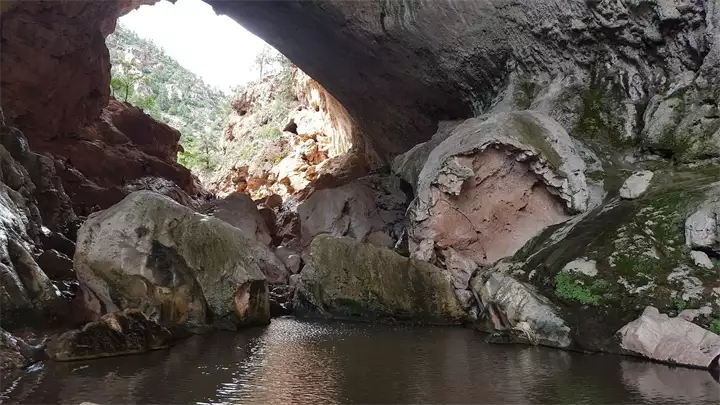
[48,99,201,215]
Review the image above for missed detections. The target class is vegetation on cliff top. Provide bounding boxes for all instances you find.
[106,24,231,172]
[107,25,295,176]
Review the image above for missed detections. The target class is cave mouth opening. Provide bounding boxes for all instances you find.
[107,0,279,178]
[108,0,359,202]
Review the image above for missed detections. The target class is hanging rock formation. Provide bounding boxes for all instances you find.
[207,0,719,160]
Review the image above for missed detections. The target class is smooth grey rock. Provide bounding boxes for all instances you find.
[685,202,720,251]
[75,191,270,330]
[620,171,654,199]
[618,306,720,369]
[297,174,408,249]
[473,272,571,348]
[199,192,273,246]
[561,258,598,277]
[275,246,302,274]
[690,250,714,269]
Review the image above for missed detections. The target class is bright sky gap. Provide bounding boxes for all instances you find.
[119,0,267,91]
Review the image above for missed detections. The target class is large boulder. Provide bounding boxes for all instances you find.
[48,309,173,361]
[75,191,270,331]
[199,193,289,283]
[472,270,572,348]
[618,306,720,369]
[200,192,273,246]
[297,173,409,250]
[294,235,466,324]
[408,111,590,273]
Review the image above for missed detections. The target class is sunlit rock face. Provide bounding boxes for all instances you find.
[211,68,380,202]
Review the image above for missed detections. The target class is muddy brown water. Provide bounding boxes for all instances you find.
[2,317,718,404]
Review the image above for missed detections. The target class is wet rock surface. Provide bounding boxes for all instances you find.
[473,271,572,349]
[48,309,173,361]
[0,328,47,375]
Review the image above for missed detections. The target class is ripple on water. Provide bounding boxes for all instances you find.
[2,317,718,404]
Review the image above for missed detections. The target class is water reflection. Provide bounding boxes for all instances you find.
[621,359,720,403]
[2,318,718,404]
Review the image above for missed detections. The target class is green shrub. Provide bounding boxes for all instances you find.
[554,271,604,306]
[709,318,720,334]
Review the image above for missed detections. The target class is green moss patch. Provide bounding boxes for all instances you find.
[554,271,611,306]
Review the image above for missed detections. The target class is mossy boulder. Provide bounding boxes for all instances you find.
[294,235,466,324]
[499,166,720,351]
[75,191,270,331]
[49,309,173,361]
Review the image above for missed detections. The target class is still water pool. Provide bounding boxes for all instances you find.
[3,317,718,404]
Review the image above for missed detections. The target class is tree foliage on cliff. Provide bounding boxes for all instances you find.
[106,24,230,173]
